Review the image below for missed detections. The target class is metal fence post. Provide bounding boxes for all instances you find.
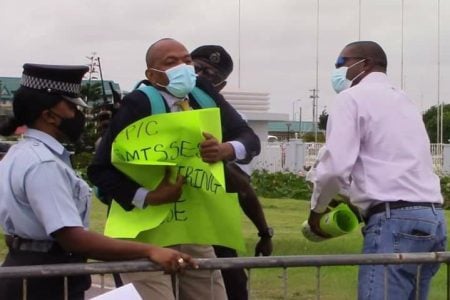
[282,267,288,300]
[384,265,388,300]
[22,278,27,300]
[447,263,449,300]
[247,268,252,300]
[174,273,180,300]
[64,276,68,300]
[315,266,321,300]
[415,264,422,300]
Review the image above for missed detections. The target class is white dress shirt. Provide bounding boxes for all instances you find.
[310,72,442,215]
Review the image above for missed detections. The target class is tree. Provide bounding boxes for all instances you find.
[80,82,103,106]
[318,109,328,131]
[302,132,325,143]
[72,82,104,153]
[422,104,450,143]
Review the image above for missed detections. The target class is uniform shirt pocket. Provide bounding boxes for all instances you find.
[73,177,92,227]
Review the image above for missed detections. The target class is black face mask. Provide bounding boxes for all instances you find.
[51,109,86,143]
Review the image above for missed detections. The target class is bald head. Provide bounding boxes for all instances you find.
[145,38,191,68]
[344,41,387,71]
[144,38,194,89]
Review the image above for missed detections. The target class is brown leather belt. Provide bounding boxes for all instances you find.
[5,235,60,253]
[364,201,442,223]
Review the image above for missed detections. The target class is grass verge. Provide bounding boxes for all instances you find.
[0,198,448,299]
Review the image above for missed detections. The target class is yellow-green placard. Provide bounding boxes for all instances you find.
[104,108,245,251]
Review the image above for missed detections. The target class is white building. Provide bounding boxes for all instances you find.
[222,90,288,142]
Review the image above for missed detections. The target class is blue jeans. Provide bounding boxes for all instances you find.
[358,204,447,300]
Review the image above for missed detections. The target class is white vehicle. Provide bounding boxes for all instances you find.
[267,135,279,143]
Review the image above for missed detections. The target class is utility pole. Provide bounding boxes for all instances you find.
[237,0,242,89]
[97,57,108,104]
[86,52,100,106]
[86,53,107,106]
[438,0,443,144]
[291,101,296,121]
[286,123,291,142]
[313,0,320,142]
[310,89,319,142]
[292,99,302,139]
[299,106,302,137]
[85,52,106,142]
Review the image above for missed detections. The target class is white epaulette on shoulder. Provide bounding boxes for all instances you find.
[29,140,55,162]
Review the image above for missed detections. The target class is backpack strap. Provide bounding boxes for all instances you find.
[190,87,217,108]
[134,82,216,113]
[132,80,147,91]
[137,85,168,114]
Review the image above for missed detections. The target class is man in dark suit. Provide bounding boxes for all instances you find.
[88,38,260,300]
[192,45,273,300]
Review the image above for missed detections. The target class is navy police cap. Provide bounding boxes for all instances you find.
[191,45,233,78]
[21,63,90,108]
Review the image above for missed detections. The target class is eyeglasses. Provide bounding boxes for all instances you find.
[335,56,365,68]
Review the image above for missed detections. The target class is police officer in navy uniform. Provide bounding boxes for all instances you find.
[191,45,273,300]
[0,63,196,300]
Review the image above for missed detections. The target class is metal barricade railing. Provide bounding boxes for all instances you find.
[251,142,284,172]
[431,143,445,176]
[253,142,447,176]
[303,142,324,168]
[1,252,450,300]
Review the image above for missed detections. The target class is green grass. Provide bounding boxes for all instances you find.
[1,198,449,299]
[240,199,361,300]
[240,198,448,300]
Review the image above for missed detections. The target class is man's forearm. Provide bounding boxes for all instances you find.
[238,186,269,233]
[88,163,139,211]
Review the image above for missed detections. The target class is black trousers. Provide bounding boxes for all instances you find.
[221,163,253,300]
[0,249,91,300]
[214,245,248,300]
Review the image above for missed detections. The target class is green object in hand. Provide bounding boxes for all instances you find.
[319,203,359,237]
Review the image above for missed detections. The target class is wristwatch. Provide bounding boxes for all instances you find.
[258,227,274,238]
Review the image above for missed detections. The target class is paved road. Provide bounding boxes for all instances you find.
[85,274,117,299]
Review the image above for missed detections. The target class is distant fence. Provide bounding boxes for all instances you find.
[1,252,449,300]
[251,141,450,176]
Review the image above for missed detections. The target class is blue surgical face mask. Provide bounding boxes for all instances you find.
[152,64,197,98]
[330,59,366,93]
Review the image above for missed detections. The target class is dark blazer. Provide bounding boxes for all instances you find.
[87,77,260,211]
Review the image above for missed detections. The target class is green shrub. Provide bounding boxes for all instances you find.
[251,172,450,208]
[441,176,450,209]
[71,151,93,181]
[251,169,311,200]
[301,132,325,142]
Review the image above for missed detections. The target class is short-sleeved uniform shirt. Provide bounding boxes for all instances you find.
[0,129,91,241]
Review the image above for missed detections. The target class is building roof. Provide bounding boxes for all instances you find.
[84,80,121,96]
[0,77,21,101]
[268,121,316,133]
[0,77,121,103]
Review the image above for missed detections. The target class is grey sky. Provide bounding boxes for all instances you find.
[1,0,449,121]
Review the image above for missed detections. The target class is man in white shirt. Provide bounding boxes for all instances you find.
[307,41,446,299]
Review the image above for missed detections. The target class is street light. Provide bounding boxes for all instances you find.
[286,122,292,142]
[310,89,319,142]
[291,100,300,121]
[298,105,302,137]
[292,99,302,138]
